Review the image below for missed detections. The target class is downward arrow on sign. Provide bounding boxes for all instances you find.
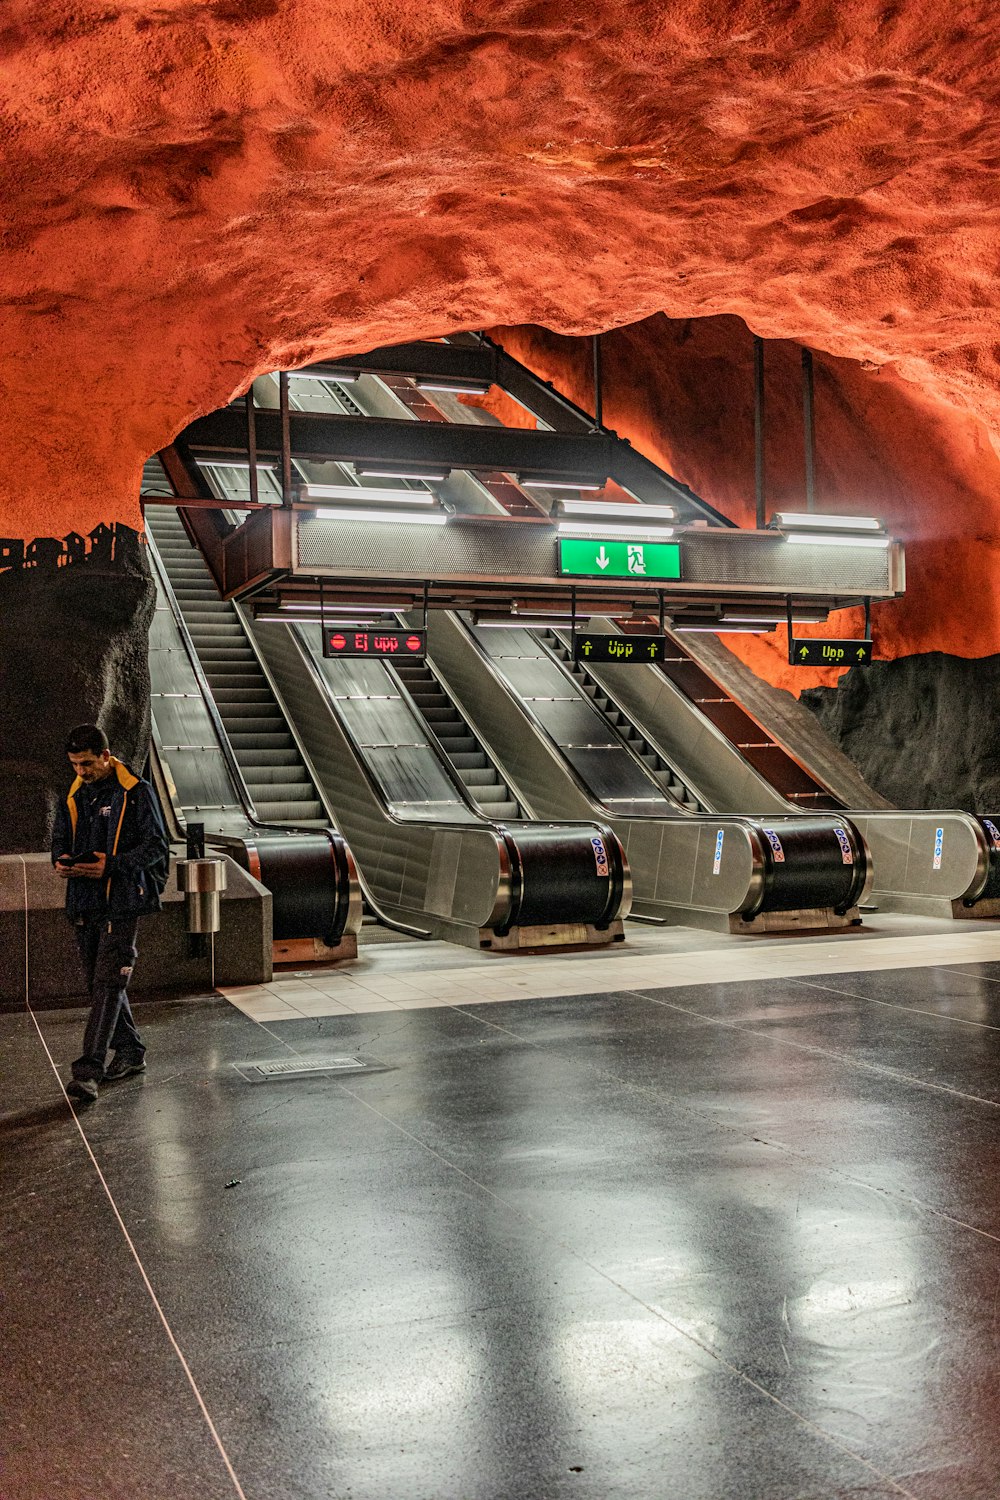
[596,546,610,570]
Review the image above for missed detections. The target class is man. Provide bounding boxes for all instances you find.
[51,725,169,1103]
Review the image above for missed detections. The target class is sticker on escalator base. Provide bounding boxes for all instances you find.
[834,828,854,865]
[983,819,1000,851]
[762,828,784,863]
[933,826,944,869]
[712,829,724,875]
[591,835,610,877]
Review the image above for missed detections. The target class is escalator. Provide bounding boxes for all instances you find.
[538,630,704,814]
[425,612,870,933]
[392,658,524,819]
[145,507,362,958]
[245,616,630,950]
[582,622,1000,919]
[148,509,327,825]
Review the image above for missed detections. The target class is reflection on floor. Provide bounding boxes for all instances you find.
[6,923,1000,1497]
[224,912,1000,1020]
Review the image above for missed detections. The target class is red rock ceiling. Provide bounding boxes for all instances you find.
[4,0,1000,686]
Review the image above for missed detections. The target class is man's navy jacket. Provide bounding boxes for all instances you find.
[51,759,170,923]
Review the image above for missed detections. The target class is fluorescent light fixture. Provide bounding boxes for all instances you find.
[290,368,360,383]
[199,459,277,471]
[256,613,393,624]
[261,603,391,615]
[299,484,434,504]
[674,623,765,633]
[556,499,677,522]
[785,532,891,548]
[354,464,451,482]
[771,511,883,531]
[414,379,491,396]
[557,522,675,540]
[475,617,575,629]
[721,611,829,623]
[313,507,446,526]
[519,475,605,491]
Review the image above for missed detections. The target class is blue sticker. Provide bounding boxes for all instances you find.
[933,827,944,870]
[983,819,1000,851]
[591,835,610,877]
[762,828,785,863]
[834,828,854,865]
[712,829,725,875]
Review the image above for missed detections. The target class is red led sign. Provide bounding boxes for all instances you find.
[323,628,426,659]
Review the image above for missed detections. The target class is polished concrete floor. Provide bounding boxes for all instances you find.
[6,929,1000,1498]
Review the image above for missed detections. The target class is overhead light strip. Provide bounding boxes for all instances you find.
[300,484,435,504]
[785,532,891,548]
[771,511,883,531]
[313,507,446,526]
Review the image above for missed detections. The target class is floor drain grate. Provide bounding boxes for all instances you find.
[234,1055,379,1083]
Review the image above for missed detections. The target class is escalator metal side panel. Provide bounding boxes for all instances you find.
[847,810,991,911]
[248,620,509,933]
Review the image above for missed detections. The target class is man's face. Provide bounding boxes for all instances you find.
[68,749,112,784]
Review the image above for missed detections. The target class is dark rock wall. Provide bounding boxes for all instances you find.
[0,526,155,854]
[801,655,1000,813]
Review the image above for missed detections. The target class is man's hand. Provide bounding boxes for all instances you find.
[54,859,73,880]
[72,854,107,881]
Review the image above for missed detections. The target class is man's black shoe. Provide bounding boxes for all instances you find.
[66,1078,98,1103]
[104,1056,146,1082]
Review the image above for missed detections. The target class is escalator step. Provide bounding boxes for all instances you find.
[449,751,488,769]
[241,780,314,799]
[238,749,302,767]
[461,768,498,786]
[213,688,274,704]
[255,800,325,820]
[474,784,514,804]
[229,733,294,750]
[437,736,476,753]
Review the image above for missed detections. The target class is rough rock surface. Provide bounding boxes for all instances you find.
[802,655,1000,812]
[0,531,155,852]
[6,0,1000,574]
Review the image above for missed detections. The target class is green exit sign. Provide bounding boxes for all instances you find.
[790,638,873,667]
[558,537,682,581]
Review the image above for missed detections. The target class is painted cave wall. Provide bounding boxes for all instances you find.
[6,0,1000,835]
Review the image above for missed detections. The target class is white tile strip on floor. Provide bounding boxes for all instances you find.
[219,923,1000,1022]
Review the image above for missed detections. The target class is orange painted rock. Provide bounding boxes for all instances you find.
[4,0,1000,695]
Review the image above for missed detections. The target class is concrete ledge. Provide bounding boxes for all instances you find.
[0,853,272,1011]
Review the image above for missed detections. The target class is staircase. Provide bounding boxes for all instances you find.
[145,508,327,826]
[540,630,705,814]
[392,659,524,820]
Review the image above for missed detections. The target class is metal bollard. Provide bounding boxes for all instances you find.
[176,857,227,934]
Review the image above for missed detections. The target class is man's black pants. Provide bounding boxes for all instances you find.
[71,917,144,1082]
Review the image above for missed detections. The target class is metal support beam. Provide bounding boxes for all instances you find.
[278,371,293,507]
[182,407,616,486]
[474,335,736,527]
[303,341,499,386]
[753,336,765,530]
[802,347,816,512]
[592,335,603,431]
